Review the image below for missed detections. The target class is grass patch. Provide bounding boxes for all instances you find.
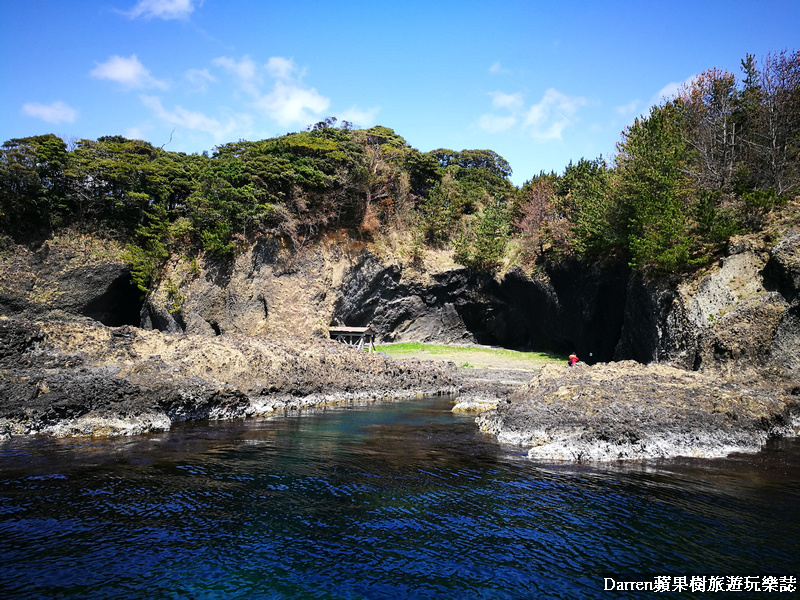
[375,342,567,368]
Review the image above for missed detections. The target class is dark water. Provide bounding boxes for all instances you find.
[1,396,798,599]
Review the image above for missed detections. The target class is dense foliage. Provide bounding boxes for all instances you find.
[1,52,798,286]
[515,50,799,272]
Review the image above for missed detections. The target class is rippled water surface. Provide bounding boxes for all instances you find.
[1,396,799,599]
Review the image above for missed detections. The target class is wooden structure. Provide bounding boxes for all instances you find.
[329,326,375,352]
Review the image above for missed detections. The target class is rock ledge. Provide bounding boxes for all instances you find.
[476,361,799,461]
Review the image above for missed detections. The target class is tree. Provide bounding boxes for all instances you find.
[516,178,558,262]
[66,136,179,233]
[556,157,620,258]
[678,68,740,191]
[614,102,694,272]
[416,173,464,245]
[453,200,511,271]
[0,134,69,239]
[750,50,800,195]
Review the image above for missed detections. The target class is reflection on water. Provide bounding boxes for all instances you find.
[1,396,798,599]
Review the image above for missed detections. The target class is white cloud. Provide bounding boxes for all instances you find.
[22,101,78,124]
[140,95,242,139]
[479,88,587,141]
[126,0,197,20]
[254,81,330,127]
[213,56,259,83]
[616,99,640,117]
[523,88,588,141]
[490,91,524,112]
[335,106,380,128]
[212,55,262,98]
[124,125,150,140]
[652,80,686,105]
[478,113,517,133]
[266,57,297,80]
[644,75,696,110]
[489,61,512,75]
[185,68,216,92]
[91,54,168,90]
[213,55,331,128]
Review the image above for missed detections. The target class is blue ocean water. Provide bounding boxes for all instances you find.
[1,396,798,599]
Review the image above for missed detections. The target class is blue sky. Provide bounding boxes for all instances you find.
[2,0,798,185]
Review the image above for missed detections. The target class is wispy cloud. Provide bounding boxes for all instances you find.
[491,91,524,112]
[91,54,169,90]
[214,55,331,128]
[479,88,587,141]
[616,99,640,117]
[184,68,216,93]
[265,57,298,80]
[524,89,588,141]
[478,113,517,133]
[253,81,330,127]
[650,77,694,106]
[616,76,696,123]
[213,56,259,84]
[334,106,380,129]
[489,61,512,75]
[140,95,244,139]
[22,101,78,124]
[125,0,198,20]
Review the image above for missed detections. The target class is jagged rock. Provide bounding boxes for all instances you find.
[3,228,799,457]
[476,362,799,462]
[4,229,798,383]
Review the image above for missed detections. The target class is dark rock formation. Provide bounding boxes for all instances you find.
[0,239,141,326]
[5,229,796,384]
[333,255,630,362]
[334,254,482,344]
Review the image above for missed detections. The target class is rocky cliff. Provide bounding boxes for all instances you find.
[2,228,798,383]
[2,225,799,458]
[0,234,140,327]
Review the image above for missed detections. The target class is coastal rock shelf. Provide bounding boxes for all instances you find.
[477,361,800,461]
[0,318,456,440]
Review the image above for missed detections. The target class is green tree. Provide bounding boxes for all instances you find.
[0,134,70,240]
[453,200,511,271]
[614,102,694,272]
[555,157,621,258]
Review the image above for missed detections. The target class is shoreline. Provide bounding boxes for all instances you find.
[476,361,800,462]
[2,317,799,463]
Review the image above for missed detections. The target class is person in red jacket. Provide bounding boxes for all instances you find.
[568,353,579,366]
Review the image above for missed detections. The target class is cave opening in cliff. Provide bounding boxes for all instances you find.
[82,273,143,327]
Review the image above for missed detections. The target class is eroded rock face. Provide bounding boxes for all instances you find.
[476,362,799,462]
[5,229,798,385]
[667,234,799,381]
[141,238,357,338]
[498,261,629,362]
[0,238,141,326]
[0,318,456,440]
[334,255,481,344]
